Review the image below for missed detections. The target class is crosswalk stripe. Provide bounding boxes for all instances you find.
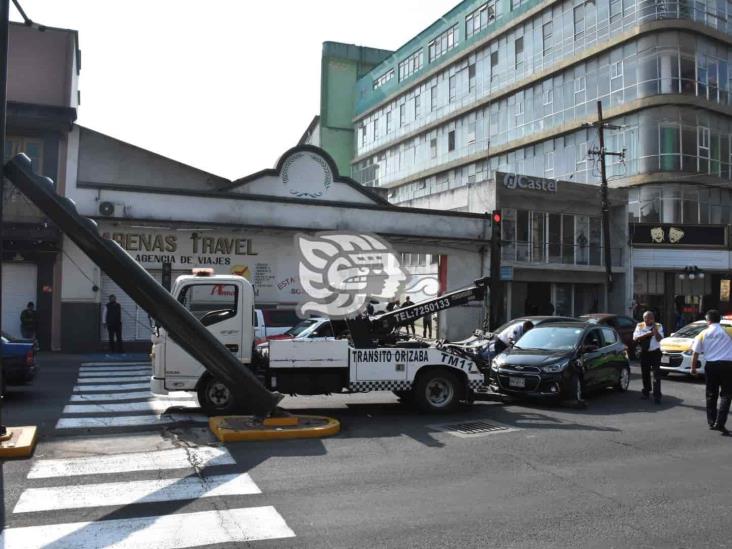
[70,391,157,402]
[28,446,234,479]
[73,382,150,391]
[80,362,150,367]
[75,376,149,384]
[62,401,196,414]
[78,371,151,378]
[14,473,261,513]
[0,506,295,548]
[56,414,207,429]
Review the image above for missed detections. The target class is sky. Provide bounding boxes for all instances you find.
[10,0,458,180]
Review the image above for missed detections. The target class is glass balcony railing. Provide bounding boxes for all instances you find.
[502,241,624,268]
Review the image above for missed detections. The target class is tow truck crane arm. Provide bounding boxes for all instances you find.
[4,154,283,417]
[349,276,490,347]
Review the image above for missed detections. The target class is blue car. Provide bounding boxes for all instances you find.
[1,331,37,393]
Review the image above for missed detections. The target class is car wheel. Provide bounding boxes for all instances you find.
[197,374,240,416]
[615,365,631,392]
[414,369,462,413]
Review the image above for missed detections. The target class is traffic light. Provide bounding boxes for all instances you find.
[491,210,501,244]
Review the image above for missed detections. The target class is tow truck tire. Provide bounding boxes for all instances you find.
[414,369,462,414]
[197,374,239,416]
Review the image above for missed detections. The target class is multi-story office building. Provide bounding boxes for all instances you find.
[318,0,732,328]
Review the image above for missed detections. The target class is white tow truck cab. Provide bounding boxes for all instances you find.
[151,270,488,415]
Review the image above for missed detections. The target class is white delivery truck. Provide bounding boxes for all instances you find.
[151,271,490,415]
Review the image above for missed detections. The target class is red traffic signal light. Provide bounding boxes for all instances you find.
[492,211,502,224]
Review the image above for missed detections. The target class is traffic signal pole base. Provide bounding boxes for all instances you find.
[0,425,37,458]
[209,414,340,442]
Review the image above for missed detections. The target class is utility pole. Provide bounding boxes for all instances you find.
[0,0,9,440]
[586,101,625,293]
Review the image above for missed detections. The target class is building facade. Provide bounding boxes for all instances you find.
[317,0,732,328]
[60,138,492,351]
[2,23,79,349]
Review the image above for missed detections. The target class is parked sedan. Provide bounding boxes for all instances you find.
[659,319,732,376]
[1,331,37,394]
[489,322,630,401]
[580,314,638,358]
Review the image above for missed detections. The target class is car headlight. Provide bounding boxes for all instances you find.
[682,349,693,356]
[491,359,501,371]
[541,360,569,373]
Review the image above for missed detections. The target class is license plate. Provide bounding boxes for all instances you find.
[509,376,526,388]
[661,355,670,364]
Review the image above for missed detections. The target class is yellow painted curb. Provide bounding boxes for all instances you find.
[209,415,340,442]
[0,426,38,459]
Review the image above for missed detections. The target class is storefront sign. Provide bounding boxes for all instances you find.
[721,279,731,302]
[498,172,557,193]
[630,223,727,248]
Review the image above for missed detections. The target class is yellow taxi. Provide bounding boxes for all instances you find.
[660,319,732,376]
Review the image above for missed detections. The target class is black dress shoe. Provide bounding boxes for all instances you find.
[709,424,718,430]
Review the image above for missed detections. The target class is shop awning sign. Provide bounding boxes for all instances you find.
[630,223,727,248]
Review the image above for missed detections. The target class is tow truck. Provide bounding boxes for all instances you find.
[150,271,490,414]
[4,153,493,416]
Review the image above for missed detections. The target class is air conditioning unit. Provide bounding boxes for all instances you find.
[98,201,125,217]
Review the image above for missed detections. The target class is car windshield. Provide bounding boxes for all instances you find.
[673,323,707,338]
[285,319,320,337]
[515,326,584,351]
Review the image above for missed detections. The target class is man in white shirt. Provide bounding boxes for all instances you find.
[633,310,664,403]
[691,309,732,436]
[493,320,534,356]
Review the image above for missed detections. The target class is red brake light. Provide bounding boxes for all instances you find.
[25,350,34,366]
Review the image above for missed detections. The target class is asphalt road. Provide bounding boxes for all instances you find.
[1,354,731,548]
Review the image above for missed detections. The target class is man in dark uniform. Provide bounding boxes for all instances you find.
[633,310,664,403]
[105,294,123,353]
[20,301,38,340]
[400,296,415,335]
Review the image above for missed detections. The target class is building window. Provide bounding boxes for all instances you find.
[414,94,421,118]
[699,126,710,172]
[543,88,554,106]
[490,51,499,81]
[360,125,366,147]
[5,136,43,174]
[659,124,681,171]
[373,117,379,140]
[468,63,476,92]
[430,85,438,111]
[467,121,476,144]
[373,69,394,90]
[430,138,438,158]
[510,0,524,10]
[449,75,457,102]
[609,0,622,23]
[465,2,495,39]
[576,142,588,171]
[515,100,524,124]
[448,130,456,152]
[575,76,586,104]
[573,5,585,41]
[514,36,524,71]
[542,22,553,57]
[399,104,406,127]
[544,151,554,178]
[428,25,458,62]
[385,111,392,133]
[398,49,423,82]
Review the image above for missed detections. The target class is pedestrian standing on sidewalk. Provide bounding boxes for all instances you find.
[400,296,415,335]
[633,311,664,404]
[691,309,732,436]
[104,294,124,353]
